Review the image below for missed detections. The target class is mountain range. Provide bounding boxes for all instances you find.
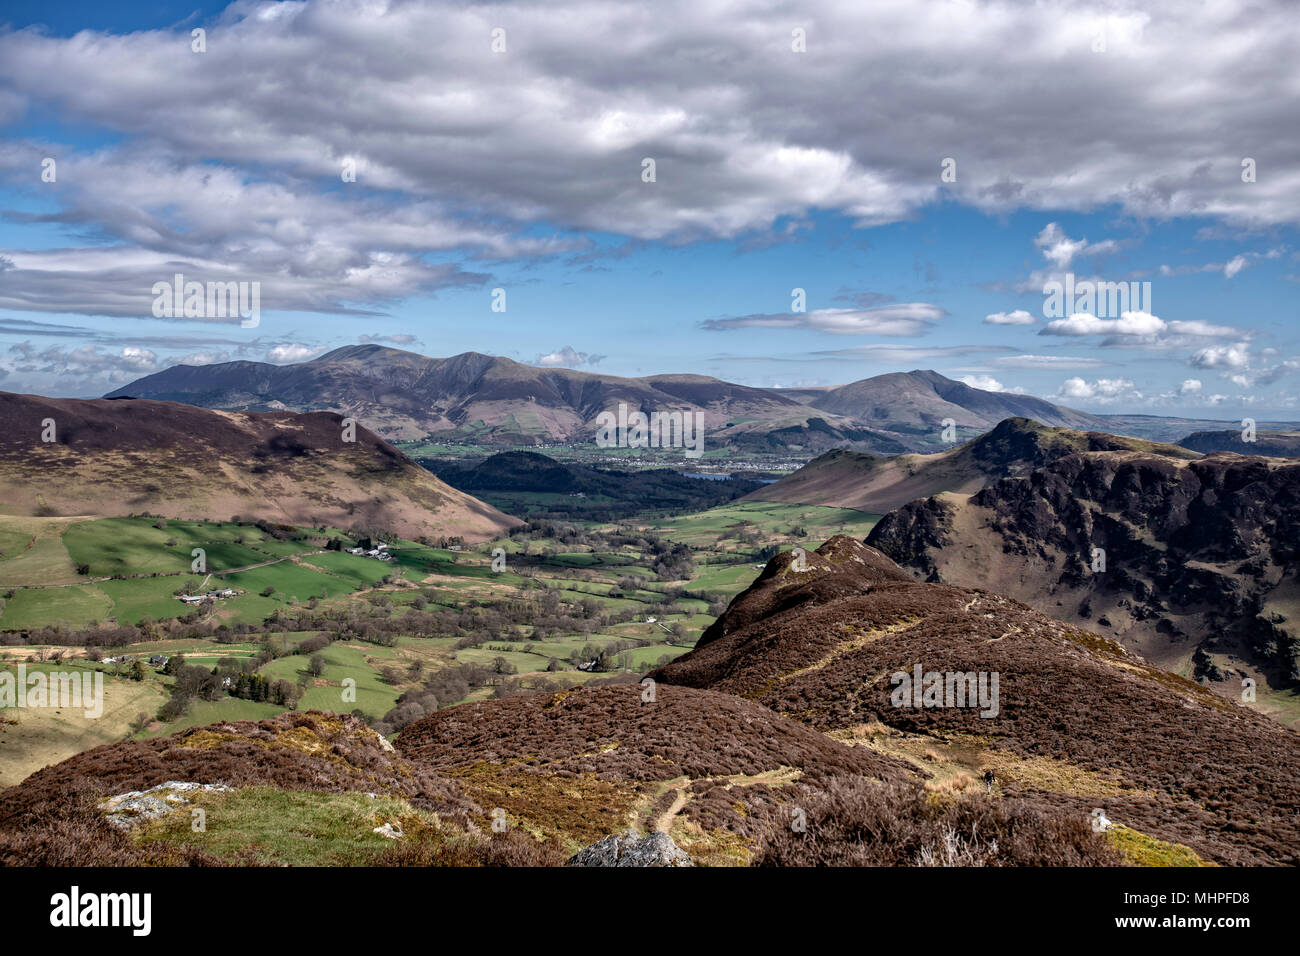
[106,345,1292,453]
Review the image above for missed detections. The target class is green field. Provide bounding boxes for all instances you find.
[1,497,876,769]
[641,500,880,549]
[0,585,114,630]
[0,516,407,631]
[259,642,403,717]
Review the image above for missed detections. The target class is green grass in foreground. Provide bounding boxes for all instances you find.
[1105,826,1215,867]
[133,787,446,865]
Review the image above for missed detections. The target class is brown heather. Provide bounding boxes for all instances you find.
[651,536,1300,865]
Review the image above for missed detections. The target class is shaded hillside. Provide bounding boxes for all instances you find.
[651,536,1300,865]
[749,418,1199,513]
[1180,428,1300,458]
[428,450,763,519]
[866,449,1300,686]
[0,392,518,542]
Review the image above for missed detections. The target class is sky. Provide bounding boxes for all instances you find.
[0,0,1296,418]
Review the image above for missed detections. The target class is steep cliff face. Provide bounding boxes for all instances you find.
[747,417,1199,513]
[868,450,1300,686]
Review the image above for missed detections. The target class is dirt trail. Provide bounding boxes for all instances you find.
[655,787,690,833]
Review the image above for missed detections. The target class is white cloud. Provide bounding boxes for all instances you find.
[1166,320,1241,338]
[993,354,1106,369]
[1189,344,1251,369]
[1223,255,1248,278]
[805,345,1014,362]
[0,0,1293,324]
[704,304,944,337]
[2,343,161,387]
[1042,311,1167,337]
[958,374,1006,392]
[1057,376,1143,404]
[534,346,600,368]
[984,310,1036,326]
[267,343,328,364]
[1034,223,1121,269]
[173,351,231,367]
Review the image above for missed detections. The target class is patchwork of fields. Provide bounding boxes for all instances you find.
[1,502,879,785]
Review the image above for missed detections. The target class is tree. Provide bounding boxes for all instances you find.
[129,660,147,682]
[158,695,191,721]
[261,586,276,597]
[308,653,326,677]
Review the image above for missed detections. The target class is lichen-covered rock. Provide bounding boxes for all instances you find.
[565,830,694,867]
[97,781,233,831]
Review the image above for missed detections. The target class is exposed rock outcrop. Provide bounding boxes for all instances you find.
[566,831,694,867]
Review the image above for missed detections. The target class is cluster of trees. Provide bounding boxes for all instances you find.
[227,671,299,706]
[156,641,308,720]
[373,662,501,735]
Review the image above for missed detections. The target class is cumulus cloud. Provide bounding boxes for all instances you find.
[1042,311,1167,337]
[534,346,602,368]
[1040,311,1244,350]
[1033,223,1121,269]
[0,0,1294,326]
[267,343,328,364]
[0,147,494,318]
[1057,376,1143,404]
[1158,249,1283,279]
[1185,342,1300,390]
[958,374,1009,392]
[3,343,161,387]
[173,351,231,367]
[1223,255,1249,279]
[1189,344,1251,369]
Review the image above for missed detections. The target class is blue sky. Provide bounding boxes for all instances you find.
[0,0,1296,417]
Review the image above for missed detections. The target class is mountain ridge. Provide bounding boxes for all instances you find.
[747,417,1202,513]
[865,445,1300,694]
[102,345,1248,452]
[649,536,1300,865]
[0,391,518,542]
